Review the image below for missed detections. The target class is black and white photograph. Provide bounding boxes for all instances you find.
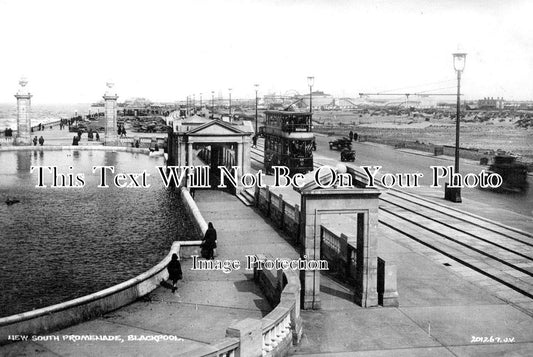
[1,0,532,356]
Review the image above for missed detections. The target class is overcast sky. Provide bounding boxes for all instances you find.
[1,0,531,103]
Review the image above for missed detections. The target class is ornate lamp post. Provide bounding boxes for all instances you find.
[254,84,259,134]
[307,76,314,114]
[228,88,232,120]
[211,91,215,118]
[445,52,466,203]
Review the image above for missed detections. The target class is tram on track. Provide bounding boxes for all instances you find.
[262,110,314,175]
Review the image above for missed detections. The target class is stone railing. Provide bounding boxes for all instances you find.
[254,254,302,356]
[255,186,300,244]
[320,226,348,273]
[0,241,204,345]
[181,186,208,237]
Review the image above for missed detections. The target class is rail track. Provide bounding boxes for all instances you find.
[250,146,533,300]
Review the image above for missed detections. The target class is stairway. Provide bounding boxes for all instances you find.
[236,188,255,206]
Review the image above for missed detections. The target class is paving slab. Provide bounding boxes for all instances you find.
[399,305,533,346]
[449,342,533,357]
[294,308,441,354]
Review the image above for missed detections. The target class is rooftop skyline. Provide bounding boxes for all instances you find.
[1,0,532,103]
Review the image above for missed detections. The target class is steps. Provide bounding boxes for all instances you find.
[236,188,255,206]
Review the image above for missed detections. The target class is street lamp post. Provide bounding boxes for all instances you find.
[307,76,314,114]
[211,91,215,118]
[228,88,232,121]
[445,52,467,203]
[254,84,259,134]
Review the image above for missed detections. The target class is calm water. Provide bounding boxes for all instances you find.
[0,150,194,317]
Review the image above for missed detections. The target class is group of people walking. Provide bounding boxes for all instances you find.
[166,222,217,294]
[33,136,44,146]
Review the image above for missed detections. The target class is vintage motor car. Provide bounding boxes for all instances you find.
[340,148,356,162]
[329,137,352,150]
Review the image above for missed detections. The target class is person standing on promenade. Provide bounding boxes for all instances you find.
[252,134,258,148]
[167,253,182,293]
[38,136,44,146]
[349,130,354,142]
[201,222,217,260]
[33,136,38,146]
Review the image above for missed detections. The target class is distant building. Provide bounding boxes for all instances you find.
[296,91,334,110]
[478,97,504,110]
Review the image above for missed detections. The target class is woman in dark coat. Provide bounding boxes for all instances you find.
[201,222,217,260]
[167,253,182,293]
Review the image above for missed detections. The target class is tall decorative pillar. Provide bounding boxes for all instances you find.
[14,78,32,145]
[103,81,119,145]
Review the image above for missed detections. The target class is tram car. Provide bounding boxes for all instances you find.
[262,110,314,175]
[488,155,528,192]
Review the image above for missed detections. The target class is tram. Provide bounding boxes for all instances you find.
[262,110,314,175]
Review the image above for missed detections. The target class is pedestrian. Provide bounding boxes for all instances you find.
[353,132,358,142]
[38,136,44,146]
[72,136,79,146]
[33,136,38,146]
[122,127,127,137]
[349,130,354,142]
[201,222,217,260]
[252,135,258,148]
[95,132,100,141]
[167,253,182,293]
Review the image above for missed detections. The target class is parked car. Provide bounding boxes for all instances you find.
[340,148,355,162]
[329,137,352,150]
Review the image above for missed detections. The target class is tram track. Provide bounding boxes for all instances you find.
[250,146,533,300]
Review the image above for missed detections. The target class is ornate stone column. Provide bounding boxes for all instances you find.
[103,81,119,145]
[14,78,32,145]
